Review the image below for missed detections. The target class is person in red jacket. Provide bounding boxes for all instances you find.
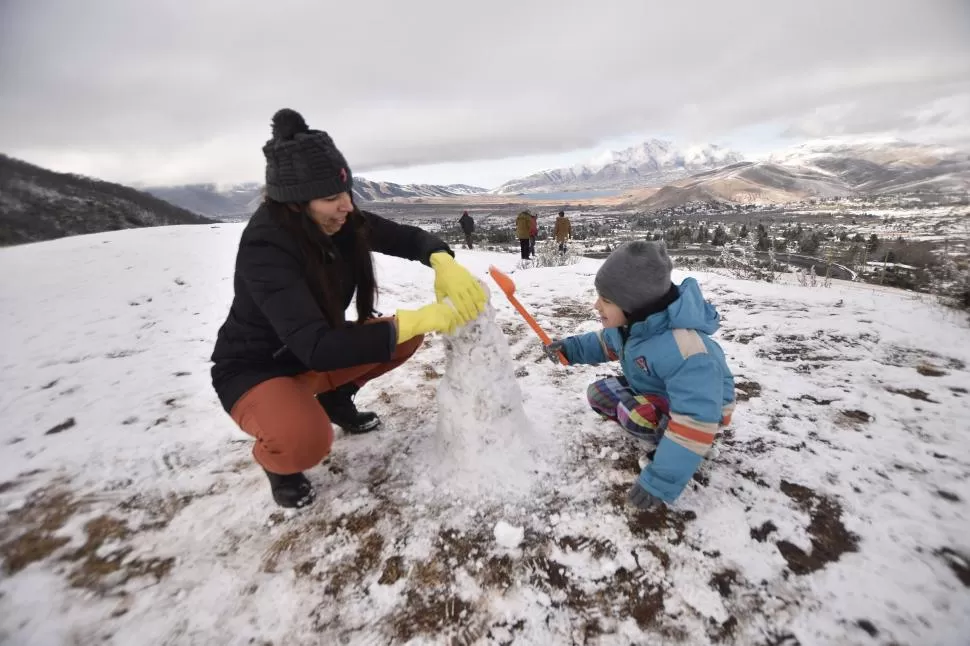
[210,109,486,508]
[529,212,539,256]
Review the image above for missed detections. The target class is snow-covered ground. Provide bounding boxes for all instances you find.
[1,224,969,646]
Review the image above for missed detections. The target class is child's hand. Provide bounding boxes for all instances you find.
[542,339,569,365]
[627,482,664,511]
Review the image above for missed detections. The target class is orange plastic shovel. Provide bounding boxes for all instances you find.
[488,265,568,365]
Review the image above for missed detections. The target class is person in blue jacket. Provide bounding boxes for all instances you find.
[543,241,736,510]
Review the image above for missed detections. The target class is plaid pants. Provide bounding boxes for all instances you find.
[587,376,670,444]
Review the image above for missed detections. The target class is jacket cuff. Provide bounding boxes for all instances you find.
[424,246,453,266]
[382,319,398,356]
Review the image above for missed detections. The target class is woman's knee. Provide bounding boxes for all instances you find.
[396,334,424,360]
[252,413,334,474]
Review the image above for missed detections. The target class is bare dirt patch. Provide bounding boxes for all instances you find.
[44,418,76,435]
[776,481,859,574]
[735,380,763,401]
[885,387,937,402]
[936,548,970,587]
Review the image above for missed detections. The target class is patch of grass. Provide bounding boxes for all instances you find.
[916,364,946,377]
[0,485,82,574]
[838,409,872,426]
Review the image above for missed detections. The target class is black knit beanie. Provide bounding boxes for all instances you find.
[262,108,353,203]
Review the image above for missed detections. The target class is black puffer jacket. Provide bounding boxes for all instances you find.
[210,204,451,412]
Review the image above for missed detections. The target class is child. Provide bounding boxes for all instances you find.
[544,241,735,510]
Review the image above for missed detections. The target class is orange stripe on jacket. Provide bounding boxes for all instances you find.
[668,420,716,445]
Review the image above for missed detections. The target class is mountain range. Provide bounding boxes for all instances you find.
[633,140,970,211]
[146,178,488,221]
[492,140,744,194]
[4,138,967,246]
[0,154,214,245]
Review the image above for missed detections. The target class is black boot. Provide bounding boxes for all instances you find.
[316,383,381,434]
[264,469,315,508]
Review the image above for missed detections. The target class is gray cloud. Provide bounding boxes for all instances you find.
[1,0,968,186]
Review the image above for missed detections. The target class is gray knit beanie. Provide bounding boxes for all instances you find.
[594,241,673,313]
[263,108,353,203]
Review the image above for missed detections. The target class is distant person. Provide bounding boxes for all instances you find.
[210,108,486,508]
[516,210,533,260]
[554,210,572,254]
[458,210,475,249]
[529,212,539,256]
[542,241,735,511]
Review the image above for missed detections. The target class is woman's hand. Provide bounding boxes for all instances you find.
[429,252,486,324]
[395,302,462,343]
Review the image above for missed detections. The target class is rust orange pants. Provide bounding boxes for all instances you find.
[229,334,424,474]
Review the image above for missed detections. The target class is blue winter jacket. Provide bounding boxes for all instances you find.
[562,278,735,503]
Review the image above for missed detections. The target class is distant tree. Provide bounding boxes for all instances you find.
[798,232,821,255]
[838,231,849,242]
[783,224,803,241]
[756,231,771,252]
[711,226,728,246]
[739,224,749,239]
[853,233,866,243]
[867,234,880,252]
[885,239,940,268]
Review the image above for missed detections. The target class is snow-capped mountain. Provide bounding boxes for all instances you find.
[633,140,970,211]
[493,140,744,194]
[351,179,488,202]
[149,179,488,221]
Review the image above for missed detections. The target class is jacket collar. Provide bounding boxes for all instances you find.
[625,283,679,324]
[617,283,679,343]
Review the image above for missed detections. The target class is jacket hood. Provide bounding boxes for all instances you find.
[631,277,720,337]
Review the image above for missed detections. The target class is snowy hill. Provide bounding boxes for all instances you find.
[1,226,969,645]
[637,162,852,210]
[0,154,215,245]
[493,140,744,194]
[149,179,489,221]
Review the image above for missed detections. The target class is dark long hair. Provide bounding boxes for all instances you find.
[265,198,378,327]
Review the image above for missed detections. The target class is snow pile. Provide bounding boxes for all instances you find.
[493,521,525,549]
[423,282,551,500]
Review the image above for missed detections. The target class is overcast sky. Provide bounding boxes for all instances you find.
[1,0,968,189]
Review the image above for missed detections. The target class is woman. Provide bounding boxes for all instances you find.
[210,109,486,508]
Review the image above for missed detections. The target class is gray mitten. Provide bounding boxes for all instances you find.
[542,339,569,365]
[627,481,664,511]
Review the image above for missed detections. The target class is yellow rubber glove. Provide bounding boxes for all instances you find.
[429,252,486,324]
[395,302,462,344]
